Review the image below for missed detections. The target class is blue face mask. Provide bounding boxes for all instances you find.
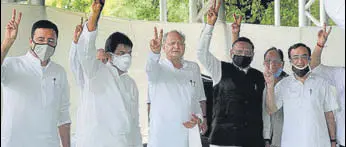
[274,68,283,78]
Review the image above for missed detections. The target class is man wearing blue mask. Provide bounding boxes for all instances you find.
[1,10,71,147]
[69,1,142,147]
[197,1,265,146]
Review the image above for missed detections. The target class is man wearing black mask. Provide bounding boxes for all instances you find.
[197,0,265,146]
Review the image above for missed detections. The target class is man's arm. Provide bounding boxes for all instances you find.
[197,1,222,85]
[311,24,332,69]
[76,1,103,79]
[58,73,71,147]
[59,124,71,147]
[262,87,272,147]
[325,111,337,147]
[264,65,281,114]
[146,27,163,81]
[1,9,22,65]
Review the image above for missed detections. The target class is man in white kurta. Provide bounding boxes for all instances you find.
[313,65,345,147]
[69,2,142,147]
[146,28,206,147]
[265,43,338,147]
[1,10,71,147]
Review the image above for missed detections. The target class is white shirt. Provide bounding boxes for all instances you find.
[146,51,206,147]
[274,74,339,147]
[197,24,250,86]
[312,65,345,146]
[70,23,142,147]
[1,53,71,147]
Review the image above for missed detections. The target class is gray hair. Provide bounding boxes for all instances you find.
[162,30,186,45]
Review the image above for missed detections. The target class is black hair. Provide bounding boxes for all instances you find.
[31,20,59,39]
[232,37,255,50]
[288,43,311,59]
[105,32,133,53]
[264,47,284,61]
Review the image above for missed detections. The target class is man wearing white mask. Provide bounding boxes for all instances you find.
[68,1,142,147]
[1,10,71,147]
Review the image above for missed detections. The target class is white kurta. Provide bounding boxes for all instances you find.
[69,23,142,147]
[1,53,71,147]
[274,74,339,147]
[146,51,206,147]
[312,65,345,146]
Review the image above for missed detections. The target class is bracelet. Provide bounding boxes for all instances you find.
[317,43,324,48]
[331,139,337,142]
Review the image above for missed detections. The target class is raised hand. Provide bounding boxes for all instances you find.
[5,9,22,41]
[231,13,242,34]
[91,0,102,17]
[183,114,200,129]
[96,48,111,64]
[150,27,163,54]
[263,64,275,88]
[73,17,84,44]
[317,23,332,48]
[207,0,221,26]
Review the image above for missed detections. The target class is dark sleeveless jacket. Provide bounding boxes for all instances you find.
[209,62,265,147]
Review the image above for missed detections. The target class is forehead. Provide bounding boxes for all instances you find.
[290,46,309,56]
[265,50,280,59]
[33,28,57,38]
[233,41,252,50]
[115,44,131,51]
[166,32,183,41]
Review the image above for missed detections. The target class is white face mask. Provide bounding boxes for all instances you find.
[111,53,132,72]
[32,43,55,61]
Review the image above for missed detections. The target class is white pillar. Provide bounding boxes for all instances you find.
[189,0,198,23]
[217,0,226,23]
[160,0,167,22]
[319,0,327,26]
[274,0,281,26]
[30,0,45,5]
[299,0,307,27]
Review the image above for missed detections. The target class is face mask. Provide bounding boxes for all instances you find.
[111,53,132,72]
[274,68,283,78]
[232,55,252,68]
[31,43,55,61]
[292,64,311,77]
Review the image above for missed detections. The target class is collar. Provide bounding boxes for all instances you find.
[232,63,251,73]
[106,62,128,78]
[290,72,316,83]
[163,58,187,70]
[25,51,52,69]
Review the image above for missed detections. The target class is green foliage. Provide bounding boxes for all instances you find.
[45,0,336,26]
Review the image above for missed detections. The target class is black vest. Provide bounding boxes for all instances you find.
[209,62,265,147]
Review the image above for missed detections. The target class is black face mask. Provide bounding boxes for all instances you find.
[292,65,311,77]
[232,55,252,68]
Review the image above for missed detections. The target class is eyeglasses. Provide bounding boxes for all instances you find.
[232,48,254,57]
[166,40,185,47]
[34,37,57,47]
[291,54,309,62]
[264,59,283,65]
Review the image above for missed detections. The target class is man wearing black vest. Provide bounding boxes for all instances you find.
[197,1,265,147]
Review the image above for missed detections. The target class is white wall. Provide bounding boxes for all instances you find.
[1,3,345,143]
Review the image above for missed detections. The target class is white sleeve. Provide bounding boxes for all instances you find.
[323,83,339,112]
[58,72,71,126]
[274,82,284,110]
[262,87,272,139]
[195,64,207,102]
[130,83,142,146]
[69,42,85,88]
[76,22,103,79]
[197,24,222,85]
[146,51,161,82]
[1,58,10,84]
